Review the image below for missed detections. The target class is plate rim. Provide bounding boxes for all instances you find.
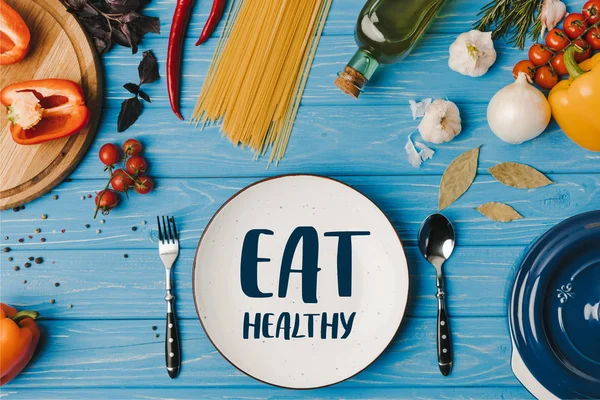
[509,210,600,398]
[192,173,411,389]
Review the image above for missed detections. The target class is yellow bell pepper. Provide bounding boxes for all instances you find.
[548,47,600,151]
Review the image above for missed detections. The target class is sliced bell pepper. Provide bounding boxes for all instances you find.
[0,303,40,386]
[0,0,30,65]
[548,47,600,152]
[1,79,90,145]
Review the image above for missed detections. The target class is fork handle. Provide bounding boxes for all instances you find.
[165,294,180,378]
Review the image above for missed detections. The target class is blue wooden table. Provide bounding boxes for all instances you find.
[1,0,598,398]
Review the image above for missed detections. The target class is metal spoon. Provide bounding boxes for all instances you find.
[418,213,455,376]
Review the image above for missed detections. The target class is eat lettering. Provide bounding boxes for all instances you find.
[240,227,370,303]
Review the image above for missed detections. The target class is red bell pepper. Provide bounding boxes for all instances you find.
[0,0,31,65]
[1,79,90,145]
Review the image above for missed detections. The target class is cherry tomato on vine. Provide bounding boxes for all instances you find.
[95,190,120,213]
[572,39,593,62]
[585,27,600,50]
[110,169,134,192]
[535,66,559,90]
[563,13,588,39]
[123,139,143,156]
[528,44,553,65]
[545,29,570,51]
[126,155,148,175]
[99,143,120,166]
[134,176,154,195]
[550,52,569,75]
[583,0,600,25]
[513,60,536,81]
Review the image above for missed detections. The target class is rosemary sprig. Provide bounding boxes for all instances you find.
[474,0,544,49]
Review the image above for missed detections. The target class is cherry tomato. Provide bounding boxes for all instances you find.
[535,65,559,90]
[512,60,536,81]
[123,139,143,156]
[545,29,570,51]
[95,189,120,213]
[572,39,593,62]
[585,27,600,50]
[550,52,568,75]
[563,13,588,39]
[110,169,134,192]
[583,0,600,25]
[528,44,553,65]
[99,143,120,166]
[126,155,148,175]
[134,176,154,195]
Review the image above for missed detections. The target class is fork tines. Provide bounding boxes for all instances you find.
[157,216,178,244]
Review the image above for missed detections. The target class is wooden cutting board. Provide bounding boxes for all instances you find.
[0,0,102,210]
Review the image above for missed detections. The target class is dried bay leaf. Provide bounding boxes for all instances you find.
[489,162,553,189]
[477,202,523,222]
[438,146,481,210]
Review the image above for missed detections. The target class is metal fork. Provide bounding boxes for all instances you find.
[157,216,181,379]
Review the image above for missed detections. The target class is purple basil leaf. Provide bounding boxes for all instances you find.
[138,89,151,103]
[130,15,160,35]
[119,11,140,24]
[111,22,131,48]
[121,23,140,54]
[103,0,140,14]
[118,97,142,132]
[93,37,109,54]
[123,82,140,95]
[138,50,159,84]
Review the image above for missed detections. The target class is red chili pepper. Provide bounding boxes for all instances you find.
[195,0,227,46]
[167,0,195,120]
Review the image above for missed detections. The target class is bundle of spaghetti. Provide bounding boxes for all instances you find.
[191,0,332,165]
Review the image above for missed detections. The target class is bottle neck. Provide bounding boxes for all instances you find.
[347,49,379,81]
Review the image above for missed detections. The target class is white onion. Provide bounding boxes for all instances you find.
[487,73,551,144]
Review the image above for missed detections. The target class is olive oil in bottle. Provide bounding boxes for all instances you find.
[335,0,446,98]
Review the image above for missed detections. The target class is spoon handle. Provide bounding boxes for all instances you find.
[436,278,452,376]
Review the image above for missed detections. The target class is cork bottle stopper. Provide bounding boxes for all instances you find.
[334,66,367,98]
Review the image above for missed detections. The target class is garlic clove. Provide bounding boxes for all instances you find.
[449,30,497,77]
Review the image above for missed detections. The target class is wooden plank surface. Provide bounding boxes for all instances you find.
[101,35,536,108]
[4,317,519,388]
[1,0,597,398]
[0,387,534,400]
[67,105,600,179]
[1,247,519,319]
[1,174,597,250]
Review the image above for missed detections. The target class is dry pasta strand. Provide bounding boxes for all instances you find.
[191,0,332,166]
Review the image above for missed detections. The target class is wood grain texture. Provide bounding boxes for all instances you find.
[0,247,520,319]
[0,387,535,400]
[1,174,597,250]
[66,105,600,179]
[4,317,519,388]
[101,35,553,108]
[0,0,102,210]
[1,0,596,398]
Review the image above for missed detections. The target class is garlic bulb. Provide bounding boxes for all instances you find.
[540,0,567,37]
[487,73,551,144]
[448,30,497,77]
[418,99,462,144]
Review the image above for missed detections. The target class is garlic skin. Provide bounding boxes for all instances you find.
[418,99,462,144]
[487,73,551,144]
[448,30,497,77]
[540,0,567,37]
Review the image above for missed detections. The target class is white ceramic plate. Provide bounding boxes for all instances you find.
[193,175,410,389]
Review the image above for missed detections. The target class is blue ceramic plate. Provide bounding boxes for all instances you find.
[510,211,600,399]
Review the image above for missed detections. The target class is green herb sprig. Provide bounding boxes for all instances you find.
[474,0,543,49]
